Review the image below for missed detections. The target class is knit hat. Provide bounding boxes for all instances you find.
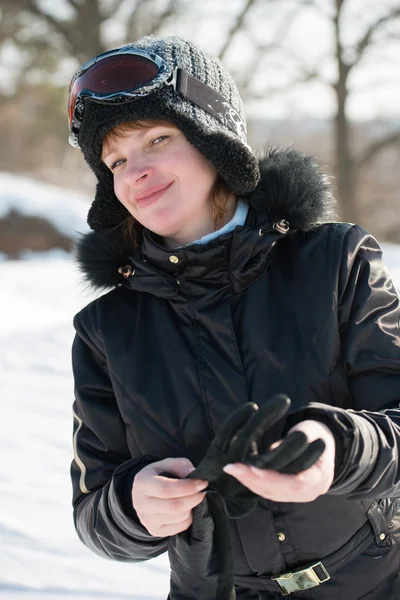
[78,36,260,231]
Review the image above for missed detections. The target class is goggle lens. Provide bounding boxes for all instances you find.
[68,54,160,126]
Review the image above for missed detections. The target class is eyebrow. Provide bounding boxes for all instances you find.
[101,128,154,163]
[101,143,117,162]
[101,136,126,162]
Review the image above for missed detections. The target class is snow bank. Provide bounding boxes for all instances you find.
[0,172,90,238]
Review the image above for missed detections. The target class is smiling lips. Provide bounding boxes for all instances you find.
[135,182,173,206]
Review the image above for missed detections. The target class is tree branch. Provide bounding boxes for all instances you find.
[356,131,400,170]
[149,0,182,35]
[243,68,320,101]
[333,0,352,78]
[218,0,257,62]
[26,0,75,54]
[234,0,316,91]
[101,0,126,21]
[64,0,80,12]
[352,7,400,68]
[125,0,147,38]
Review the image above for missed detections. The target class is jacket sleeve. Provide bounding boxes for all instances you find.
[71,305,169,561]
[287,225,400,499]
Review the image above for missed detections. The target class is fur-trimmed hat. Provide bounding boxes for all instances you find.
[75,35,260,231]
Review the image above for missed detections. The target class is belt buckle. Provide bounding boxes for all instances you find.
[271,562,330,596]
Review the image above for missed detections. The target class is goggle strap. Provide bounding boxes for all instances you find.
[176,69,243,137]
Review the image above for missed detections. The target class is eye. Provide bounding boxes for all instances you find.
[151,135,169,146]
[109,158,125,171]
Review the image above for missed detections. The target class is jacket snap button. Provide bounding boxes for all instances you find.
[273,219,290,234]
[169,255,179,264]
[118,265,135,278]
[277,532,285,542]
[380,533,386,540]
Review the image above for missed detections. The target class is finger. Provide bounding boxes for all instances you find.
[157,515,193,537]
[223,464,320,502]
[152,457,196,479]
[188,404,258,482]
[225,453,334,502]
[229,394,291,462]
[144,513,194,537]
[249,431,308,470]
[211,403,258,454]
[278,439,326,474]
[147,473,208,499]
[157,510,193,525]
[152,491,207,516]
[142,509,192,528]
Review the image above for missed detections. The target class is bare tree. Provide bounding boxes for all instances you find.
[333,0,400,222]
[0,0,185,179]
[0,0,185,78]
[220,0,400,224]
[1,0,400,233]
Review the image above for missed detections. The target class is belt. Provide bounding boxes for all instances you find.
[233,500,389,596]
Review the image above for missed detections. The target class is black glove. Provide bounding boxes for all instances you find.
[188,394,326,518]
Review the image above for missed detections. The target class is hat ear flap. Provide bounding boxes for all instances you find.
[87,163,130,231]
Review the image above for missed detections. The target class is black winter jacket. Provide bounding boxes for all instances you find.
[71,149,400,599]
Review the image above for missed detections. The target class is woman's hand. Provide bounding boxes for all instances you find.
[223,419,336,503]
[132,457,208,537]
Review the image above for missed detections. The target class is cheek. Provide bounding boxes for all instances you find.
[177,152,217,191]
[112,177,127,207]
[190,156,218,190]
[163,149,185,173]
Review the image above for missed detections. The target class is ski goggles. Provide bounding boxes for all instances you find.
[68,46,245,148]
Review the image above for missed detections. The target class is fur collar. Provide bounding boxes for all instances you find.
[75,147,337,291]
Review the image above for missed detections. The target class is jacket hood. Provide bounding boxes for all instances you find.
[75,147,337,292]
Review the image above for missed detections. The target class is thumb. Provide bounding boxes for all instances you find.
[154,457,196,479]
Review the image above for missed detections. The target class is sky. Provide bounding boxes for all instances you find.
[1,173,400,599]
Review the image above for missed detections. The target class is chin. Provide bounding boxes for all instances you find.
[146,217,183,240]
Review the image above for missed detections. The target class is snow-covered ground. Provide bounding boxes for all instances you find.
[0,175,399,599]
[0,172,90,239]
[0,175,170,599]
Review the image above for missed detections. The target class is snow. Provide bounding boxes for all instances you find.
[0,255,170,599]
[0,172,89,238]
[0,176,399,599]
[0,176,170,599]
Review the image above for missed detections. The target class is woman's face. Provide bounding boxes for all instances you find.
[101,123,219,248]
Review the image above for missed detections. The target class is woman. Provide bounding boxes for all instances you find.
[69,36,400,599]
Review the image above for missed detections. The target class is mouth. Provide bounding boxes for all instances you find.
[135,182,173,207]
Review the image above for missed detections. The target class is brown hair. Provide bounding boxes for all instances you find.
[102,119,236,248]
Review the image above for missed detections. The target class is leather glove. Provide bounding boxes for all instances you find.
[188,394,326,518]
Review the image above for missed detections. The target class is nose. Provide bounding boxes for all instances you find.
[123,156,153,185]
